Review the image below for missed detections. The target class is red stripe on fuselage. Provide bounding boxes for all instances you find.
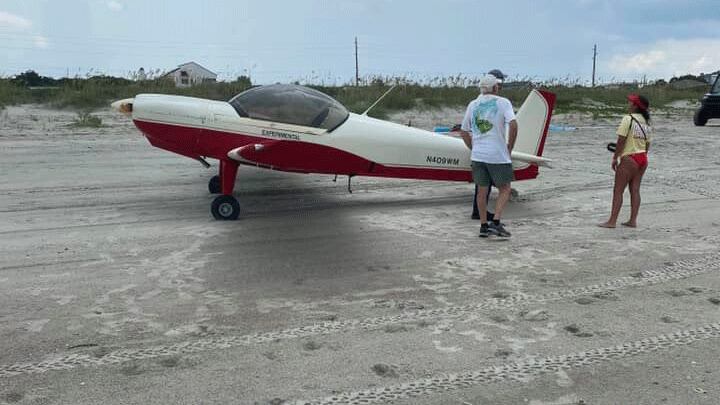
[133,119,539,182]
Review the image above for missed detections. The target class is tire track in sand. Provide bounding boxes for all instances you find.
[298,323,720,404]
[0,254,718,378]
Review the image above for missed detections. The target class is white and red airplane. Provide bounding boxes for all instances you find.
[112,84,555,220]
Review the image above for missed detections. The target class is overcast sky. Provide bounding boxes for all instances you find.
[1,0,718,84]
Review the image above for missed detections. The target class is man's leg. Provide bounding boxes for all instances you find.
[487,163,514,237]
[472,184,494,220]
[486,184,494,221]
[472,184,479,219]
[476,186,489,223]
[494,183,512,220]
[472,162,494,237]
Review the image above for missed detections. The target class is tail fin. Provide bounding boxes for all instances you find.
[512,89,556,180]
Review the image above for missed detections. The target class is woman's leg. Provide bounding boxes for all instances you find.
[623,163,646,227]
[599,158,635,228]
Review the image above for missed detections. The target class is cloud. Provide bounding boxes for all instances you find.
[33,35,48,49]
[107,1,124,11]
[608,38,720,79]
[0,11,49,50]
[0,11,32,30]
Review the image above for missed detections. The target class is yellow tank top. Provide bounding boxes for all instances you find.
[616,114,651,157]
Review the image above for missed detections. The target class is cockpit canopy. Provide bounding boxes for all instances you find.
[228,84,349,130]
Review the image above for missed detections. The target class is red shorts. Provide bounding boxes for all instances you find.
[629,152,648,169]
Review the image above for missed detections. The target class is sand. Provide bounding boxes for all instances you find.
[1,103,719,405]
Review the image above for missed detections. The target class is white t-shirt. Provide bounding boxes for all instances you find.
[461,94,516,164]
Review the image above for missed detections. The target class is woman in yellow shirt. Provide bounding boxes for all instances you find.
[599,94,651,228]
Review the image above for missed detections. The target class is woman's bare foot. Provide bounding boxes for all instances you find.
[621,221,637,228]
[598,222,616,228]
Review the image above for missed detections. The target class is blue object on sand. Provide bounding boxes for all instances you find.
[433,126,451,133]
[549,124,576,132]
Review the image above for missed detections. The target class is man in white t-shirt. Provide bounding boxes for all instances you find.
[459,74,518,238]
[471,69,506,221]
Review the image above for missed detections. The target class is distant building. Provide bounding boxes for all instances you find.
[163,62,217,88]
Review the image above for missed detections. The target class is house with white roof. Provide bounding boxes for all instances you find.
[163,62,217,88]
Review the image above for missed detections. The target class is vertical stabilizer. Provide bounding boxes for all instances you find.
[511,90,556,179]
[514,89,556,159]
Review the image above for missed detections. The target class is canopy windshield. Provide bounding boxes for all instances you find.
[229,84,349,130]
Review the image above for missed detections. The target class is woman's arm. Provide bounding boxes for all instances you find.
[612,136,626,171]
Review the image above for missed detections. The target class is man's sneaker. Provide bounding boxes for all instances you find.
[479,224,491,238]
[490,221,511,237]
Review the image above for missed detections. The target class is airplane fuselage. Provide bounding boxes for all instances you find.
[116,85,555,219]
[130,93,550,182]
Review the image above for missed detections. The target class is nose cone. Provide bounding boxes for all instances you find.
[111,98,134,115]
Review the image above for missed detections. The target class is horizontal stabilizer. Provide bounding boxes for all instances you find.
[510,151,553,168]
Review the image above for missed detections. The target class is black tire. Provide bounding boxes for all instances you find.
[211,195,240,220]
[208,175,221,194]
[694,109,708,126]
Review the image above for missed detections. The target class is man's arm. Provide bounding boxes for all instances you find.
[507,119,518,153]
[459,130,472,150]
[459,103,474,150]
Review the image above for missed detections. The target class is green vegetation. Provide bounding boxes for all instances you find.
[71,111,103,128]
[0,70,709,118]
[0,73,254,111]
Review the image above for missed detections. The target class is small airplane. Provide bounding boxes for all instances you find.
[112,84,555,220]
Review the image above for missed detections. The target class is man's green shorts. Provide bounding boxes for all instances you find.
[471,161,514,187]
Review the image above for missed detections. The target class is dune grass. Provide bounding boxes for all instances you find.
[70,111,103,128]
[0,75,707,118]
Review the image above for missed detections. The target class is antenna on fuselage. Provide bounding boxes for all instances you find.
[361,85,397,116]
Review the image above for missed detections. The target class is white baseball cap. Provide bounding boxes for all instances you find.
[479,74,499,89]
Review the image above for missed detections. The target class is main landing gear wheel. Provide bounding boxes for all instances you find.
[211,195,240,220]
[208,175,221,194]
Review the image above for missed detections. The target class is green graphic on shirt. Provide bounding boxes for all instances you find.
[472,99,498,134]
[475,118,493,134]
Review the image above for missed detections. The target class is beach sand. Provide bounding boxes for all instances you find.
[1,102,719,404]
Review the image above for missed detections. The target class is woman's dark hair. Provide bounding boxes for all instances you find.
[635,95,650,122]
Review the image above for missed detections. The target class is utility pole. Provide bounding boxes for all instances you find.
[355,36,359,87]
[592,44,597,87]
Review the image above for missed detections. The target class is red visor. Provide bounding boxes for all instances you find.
[627,94,648,111]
